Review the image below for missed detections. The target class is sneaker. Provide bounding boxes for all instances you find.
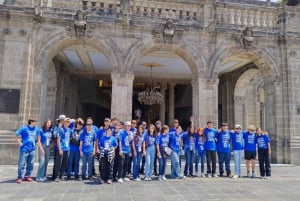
[144,177,149,181]
[133,178,141,181]
[117,178,124,183]
[148,177,152,181]
[43,176,48,181]
[24,177,33,182]
[36,177,46,182]
[123,177,130,182]
[16,178,22,184]
[88,177,94,181]
[247,172,251,178]
[82,177,87,180]
[162,175,167,181]
[212,174,218,178]
[252,173,256,178]
[207,174,212,178]
[66,176,71,180]
[107,179,112,184]
[265,176,271,179]
[201,173,206,178]
[99,179,104,184]
[232,175,239,179]
[54,178,60,182]
[158,175,163,181]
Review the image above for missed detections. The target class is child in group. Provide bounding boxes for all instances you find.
[230,125,244,179]
[181,126,196,177]
[79,119,96,180]
[144,124,157,181]
[195,127,206,177]
[132,125,145,181]
[256,128,271,179]
[156,125,170,181]
[98,127,118,184]
[243,124,257,178]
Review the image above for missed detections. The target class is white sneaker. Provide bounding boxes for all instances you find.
[133,178,141,181]
[43,176,47,181]
[207,174,212,178]
[158,175,163,181]
[252,173,256,178]
[148,177,152,181]
[162,175,167,181]
[212,174,218,178]
[201,173,206,177]
[117,178,124,183]
[123,177,130,182]
[232,175,239,179]
[247,172,251,178]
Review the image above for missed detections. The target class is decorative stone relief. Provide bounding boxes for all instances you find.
[289,50,297,58]
[242,27,256,49]
[2,28,11,35]
[74,10,87,38]
[152,19,184,44]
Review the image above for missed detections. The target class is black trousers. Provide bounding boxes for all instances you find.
[154,149,158,174]
[140,155,146,173]
[113,148,121,179]
[100,155,114,181]
[258,149,271,177]
[118,153,130,179]
[206,150,217,174]
[53,150,69,179]
[128,155,133,174]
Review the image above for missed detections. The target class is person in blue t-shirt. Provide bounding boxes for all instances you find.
[169,126,184,179]
[204,120,218,177]
[54,117,72,182]
[112,121,122,181]
[128,119,138,176]
[67,118,84,180]
[182,126,196,177]
[169,119,179,133]
[139,121,147,174]
[195,127,206,177]
[36,119,53,182]
[15,118,42,184]
[217,123,231,177]
[98,127,118,184]
[131,125,145,181]
[230,124,244,179]
[256,128,271,178]
[80,119,96,180]
[117,121,133,183]
[156,125,171,181]
[243,124,257,178]
[144,124,158,181]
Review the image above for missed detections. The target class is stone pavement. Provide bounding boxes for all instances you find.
[0,164,300,201]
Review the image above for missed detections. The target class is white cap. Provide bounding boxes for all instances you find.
[235,124,242,129]
[125,121,131,126]
[57,114,66,121]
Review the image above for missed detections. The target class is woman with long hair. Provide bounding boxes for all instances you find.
[182,126,196,177]
[195,127,206,177]
[144,124,157,181]
[132,125,145,181]
[156,125,170,181]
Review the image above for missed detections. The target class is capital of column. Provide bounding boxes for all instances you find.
[111,72,134,82]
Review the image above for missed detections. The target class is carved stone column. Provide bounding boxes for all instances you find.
[168,83,176,126]
[159,82,167,125]
[111,72,134,122]
[192,77,219,128]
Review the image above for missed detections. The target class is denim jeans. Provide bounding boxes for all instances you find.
[145,145,155,178]
[133,151,142,179]
[67,150,80,177]
[195,151,206,173]
[37,145,51,179]
[233,150,243,176]
[170,150,182,178]
[158,151,167,176]
[218,152,231,175]
[184,150,194,176]
[82,153,93,178]
[18,150,35,179]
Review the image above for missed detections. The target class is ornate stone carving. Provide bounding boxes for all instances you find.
[242,27,255,49]
[152,19,184,44]
[74,10,87,38]
[289,50,297,58]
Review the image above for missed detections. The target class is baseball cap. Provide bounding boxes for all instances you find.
[125,121,131,126]
[235,124,242,129]
[221,122,228,126]
[56,114,66,121]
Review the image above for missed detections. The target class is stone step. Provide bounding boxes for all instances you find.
[290,136,300,148]
[0,130,16,144]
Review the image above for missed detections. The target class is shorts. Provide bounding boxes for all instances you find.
[244,151,256,160]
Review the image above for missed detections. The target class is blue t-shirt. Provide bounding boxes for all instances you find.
[204,128,218,151]
[256,134,270,149]
[243,131,257,151]
[40,128,53,146]
[169,132,181,153]
[119,130,131,154]
[80,130,96,155]
[156,134,170,149]
[96,128,107,142]
[217,130,231,153]
[98,135,118,155]
[181,132,196,152]
[57,126,72,151]
[132,135,144,153]
[16,125,42,152]
[195,135,205,154]
[144,133,156,147]
[130,127,137,136]
[231,131,244,150]
[70,129,82,152]
[112,129,121,142]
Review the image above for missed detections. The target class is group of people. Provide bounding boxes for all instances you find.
[14,115,271,184]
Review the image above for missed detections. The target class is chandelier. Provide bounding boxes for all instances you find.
[138,62,164,105]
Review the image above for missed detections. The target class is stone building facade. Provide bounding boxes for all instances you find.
[0,0,299,164]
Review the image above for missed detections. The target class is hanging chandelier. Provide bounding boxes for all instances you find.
[138,62,164,105]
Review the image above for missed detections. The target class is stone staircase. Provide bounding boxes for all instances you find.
[0,130,18,165]
[290,135,300,149]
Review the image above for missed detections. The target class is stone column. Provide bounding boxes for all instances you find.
[234,96,245,128]
[111,72,134,122]
[159,82,167,125]
[168,83,175,126]
[192,77,219,128]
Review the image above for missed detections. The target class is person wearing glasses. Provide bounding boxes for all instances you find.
[170,119,180,133]
[231,125,244,179]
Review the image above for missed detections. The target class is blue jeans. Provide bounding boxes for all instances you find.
[145,146,155,178]
[184,150,194,176]
[37,145,51,179]
[218,152,231,175]
[18,150,35,179]
[170,150,182,178]
[133,151,142,179]
[195,151,206,173]
[158,151,167,176]
[82,153,93,178]
[233,150,243,176]
[67,150,80,177]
